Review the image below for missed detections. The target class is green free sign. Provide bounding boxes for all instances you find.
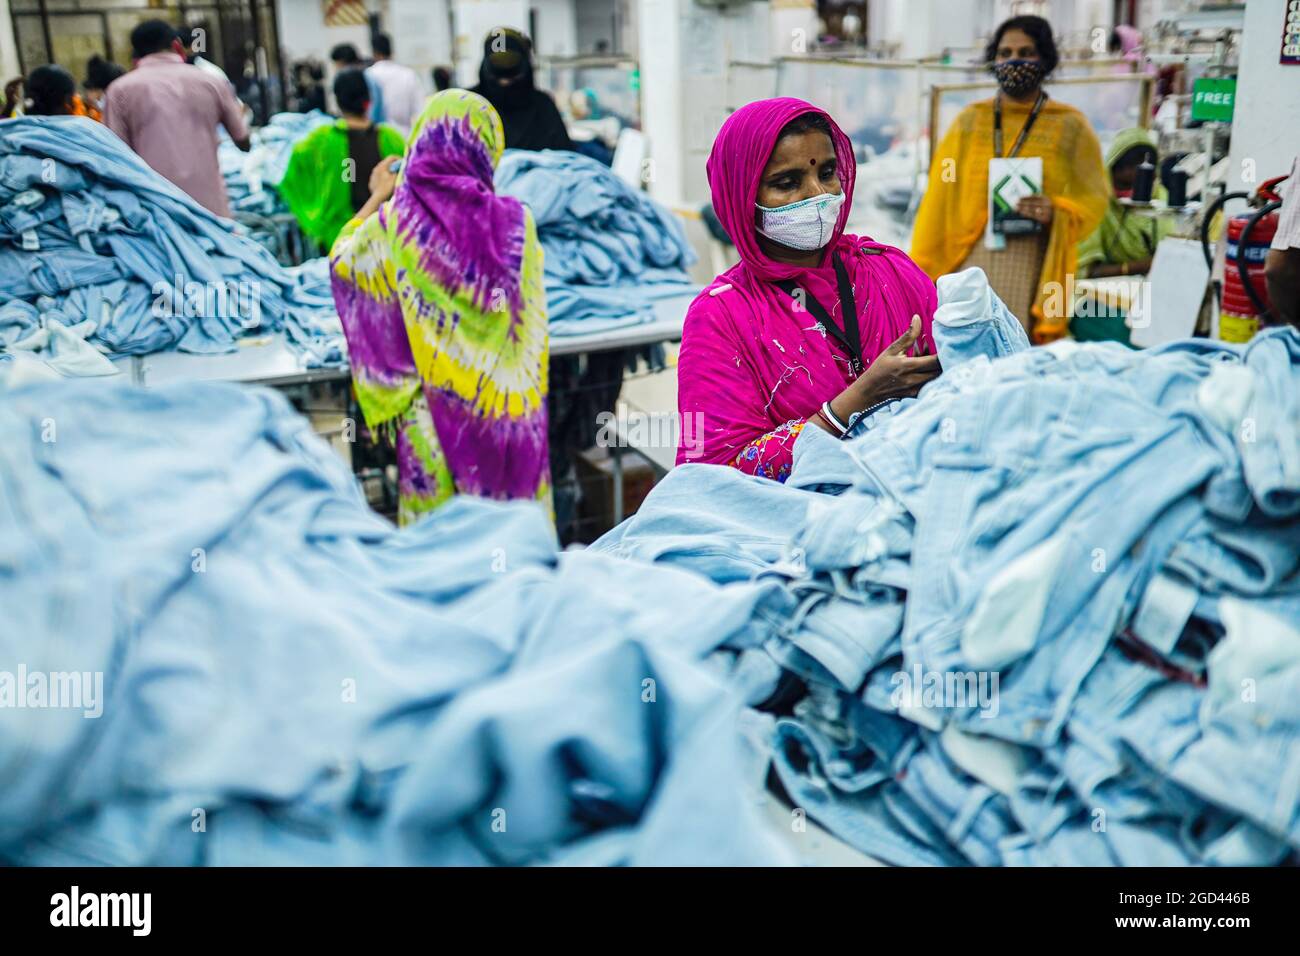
[1191,77,1236,122]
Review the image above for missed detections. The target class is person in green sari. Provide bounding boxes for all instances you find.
[1077,128,1173,279]
[1072,127,1174,343]
[276,69,406,252]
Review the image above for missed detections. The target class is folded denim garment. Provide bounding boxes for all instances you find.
[932,266,1031,369]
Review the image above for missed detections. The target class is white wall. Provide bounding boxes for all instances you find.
[388,0,453,82]
[1227,0,1300,193]
[276,0,373,67]
[576,0,618,54]
[275,0,446,107]
[1052,0,1119,44]
[1077,0,1113,34]
[872,0,991,58]
[276,0,452,75]
[533,0,579,56]
[1135,0,1191,29]
[617,0,638,55]
[868,0,1119,59]
[452,0,530,84]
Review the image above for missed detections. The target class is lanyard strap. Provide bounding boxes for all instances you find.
[776,252,862,374]
[993,91,1047,159]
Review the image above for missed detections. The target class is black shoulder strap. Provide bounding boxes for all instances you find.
[775,252,862,374]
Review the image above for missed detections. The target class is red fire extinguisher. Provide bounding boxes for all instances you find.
[1210,176,1288,342]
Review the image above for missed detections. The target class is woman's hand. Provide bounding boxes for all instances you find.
[1016,194,1054,225]
[368,160,400,204]
[812,316,941,435]
[353,161,402,222]
[848,315,942,407]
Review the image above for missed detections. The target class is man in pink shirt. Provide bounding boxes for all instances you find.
[104,20,250,218]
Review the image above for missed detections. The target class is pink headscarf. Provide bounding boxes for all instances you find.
[676,97,936,475]
[708,97,859,286]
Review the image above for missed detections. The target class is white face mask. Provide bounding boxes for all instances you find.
[755,190,845,252]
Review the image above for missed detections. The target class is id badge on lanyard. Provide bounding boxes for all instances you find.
[985,92,1047,251]
[986,156,1043,250]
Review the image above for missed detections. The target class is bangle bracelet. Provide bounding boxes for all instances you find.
[820,400,848,436]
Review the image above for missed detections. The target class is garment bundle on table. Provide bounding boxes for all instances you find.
[0,116,700,390]
[495,147,699,334]
[0,115,343,377]
[218,109,335,218]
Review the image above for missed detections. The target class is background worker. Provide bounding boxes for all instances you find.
[104,20,251,217]
[277,69,406,251]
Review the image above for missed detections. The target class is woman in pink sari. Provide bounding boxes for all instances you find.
[677,97,940,481]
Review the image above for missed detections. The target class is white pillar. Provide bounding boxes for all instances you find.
[0,0,20,80]
[637,0,771,207]
[638,0,686,205]
[1227,0,1300,194]
[769,0,818,59]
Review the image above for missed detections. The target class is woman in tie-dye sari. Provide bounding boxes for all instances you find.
[330,89,550,524]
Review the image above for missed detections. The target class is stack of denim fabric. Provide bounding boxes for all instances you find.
[495,148,698,335]
[0,115,344,371]
[597,268,1300,865]
[0,378,791,866]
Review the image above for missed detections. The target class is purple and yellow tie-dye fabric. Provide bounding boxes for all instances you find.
[330,90,550,524]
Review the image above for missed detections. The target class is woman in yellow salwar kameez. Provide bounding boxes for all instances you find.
[912,15,1108,343]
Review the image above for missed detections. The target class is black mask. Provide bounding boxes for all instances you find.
[993,59,1045,98]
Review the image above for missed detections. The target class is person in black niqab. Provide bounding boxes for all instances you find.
[470,27,574,152]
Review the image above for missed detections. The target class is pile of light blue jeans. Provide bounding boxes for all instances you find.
[495,148,698,335]
[0,377,794,866]
[1,299,120,381]
[219,109,334,217]
[0,115,344,372]
[597,268,1300,866]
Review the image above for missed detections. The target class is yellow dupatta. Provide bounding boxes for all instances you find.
[912,96,1109,341]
